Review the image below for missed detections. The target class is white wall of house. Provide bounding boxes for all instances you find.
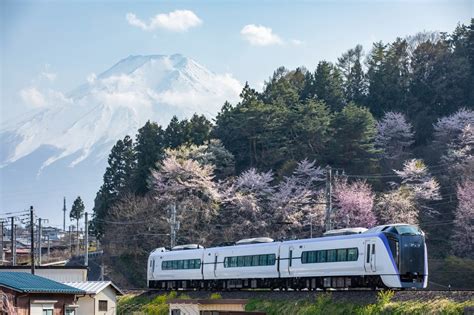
[76,295,95,315]
[95,286,117,315]
[75,286,118,315]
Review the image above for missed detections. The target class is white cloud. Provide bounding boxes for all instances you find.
[240,24,283,46]
[41,72,57,82]
[87,73,97,84]
[126,10,202,32]
[20,87,46,107]
[291,39,304,46]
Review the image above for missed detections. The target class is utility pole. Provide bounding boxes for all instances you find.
[37,218,42,266]
[84,212,89,267]
[47,235,50,260]
[0,221,4,265]
[69,225,72,256]
[325,166,333,232]
[10,217,16,266]
[63,197,67,232]
[170,203,179,248]
[30,206,35,274]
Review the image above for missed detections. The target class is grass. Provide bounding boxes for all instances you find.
[118,290,474,315]
[245,291,474,315]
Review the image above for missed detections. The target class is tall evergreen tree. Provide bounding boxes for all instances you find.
[313,61,345,111]
[92,135,135,237]
[133,121,165,195]
[70,196,85,253]
[337,44,367,105]
[328,103,379,173]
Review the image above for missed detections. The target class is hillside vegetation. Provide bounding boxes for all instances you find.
[91,21,474,288]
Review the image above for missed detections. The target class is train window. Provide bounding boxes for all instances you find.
[152,259,155,272]
[317,250,327,263]
[366,244,370,263]
[289,250,293,267]
[224,254,276,268]
[337,249,347,262]
[347,248,358,261]
[268,254,276,265]
[252,255,259,266]
[327,249,337,262]
[244,255,253,266]
[372,244,375,254]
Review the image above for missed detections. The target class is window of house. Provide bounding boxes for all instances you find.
[42,310,53,315]
[65,308,76,315]
[98,300,108,312]
[171,309,181,315]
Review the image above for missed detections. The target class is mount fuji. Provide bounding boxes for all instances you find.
[0,54,242,224]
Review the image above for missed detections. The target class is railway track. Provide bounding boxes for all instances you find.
[124,289,474,303]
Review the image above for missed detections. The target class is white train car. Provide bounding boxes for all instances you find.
[147,224,428,290]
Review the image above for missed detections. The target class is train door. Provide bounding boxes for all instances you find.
[364,240,376,272]
[288,246,294,275]
[213,252,218,277]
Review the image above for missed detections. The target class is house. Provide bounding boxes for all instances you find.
[0,271,85,315]
[167,299,266,315]
[62,281,123,315]
[0,266,88,282]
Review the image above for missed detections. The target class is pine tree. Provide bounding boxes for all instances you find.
[92,135,135,238]
[70,196,85,253]
[328,103,379,173]
[133,121,165,195]
[337,44,367,105]
[313,61,345,111]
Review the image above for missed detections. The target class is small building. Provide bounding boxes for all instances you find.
[62,281,123,315]
[168,299,266,315]
[0,271,85,315]
[0,266,87,282]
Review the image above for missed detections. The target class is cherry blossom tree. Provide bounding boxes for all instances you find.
[151,156,220,244]
[394,159,441,201]
[433,108,474,147]
[376,187,418,225]
[331,178,377,229]
[218,168,274,241]
[442,124,474,179]
[451,180,474,258]
[270,160,326,238]
[375,112,414,163]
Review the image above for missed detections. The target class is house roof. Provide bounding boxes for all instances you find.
[62,281,124,295]
[168,299,248,305]
[0,272,85,295]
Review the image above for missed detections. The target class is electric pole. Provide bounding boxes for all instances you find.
[10,217,16,266]
[0,221,3,265]
[69,225,72,255]
[30,206,35,274]
[47,235,50,260]
[325,166,333,232]
[170,203,179,248]
[63,197,67,232]
[84,212,89,267]
[37,218,42,266]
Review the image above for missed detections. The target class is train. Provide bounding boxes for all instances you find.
[147,223,428,290]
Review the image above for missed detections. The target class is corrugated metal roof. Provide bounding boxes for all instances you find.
[0,272,85,294]
[63,281,123,295]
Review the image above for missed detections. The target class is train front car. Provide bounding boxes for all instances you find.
[374,224,428,289]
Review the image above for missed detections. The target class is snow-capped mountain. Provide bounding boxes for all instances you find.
[0,54,241,223]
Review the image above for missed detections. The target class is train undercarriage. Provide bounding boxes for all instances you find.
[149,275,386,290]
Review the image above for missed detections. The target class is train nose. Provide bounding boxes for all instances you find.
[399,235,425,285]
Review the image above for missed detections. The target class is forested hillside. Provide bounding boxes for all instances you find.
[91,21,474,287]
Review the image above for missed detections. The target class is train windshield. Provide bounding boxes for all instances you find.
[393,225,422,236]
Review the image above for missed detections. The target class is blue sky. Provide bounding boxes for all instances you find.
[1,0,472,123]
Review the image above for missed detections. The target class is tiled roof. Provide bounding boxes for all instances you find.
[63,281,124,295]
[0,272,85,294]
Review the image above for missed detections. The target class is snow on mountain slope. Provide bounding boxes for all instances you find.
[1,54,242,169]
